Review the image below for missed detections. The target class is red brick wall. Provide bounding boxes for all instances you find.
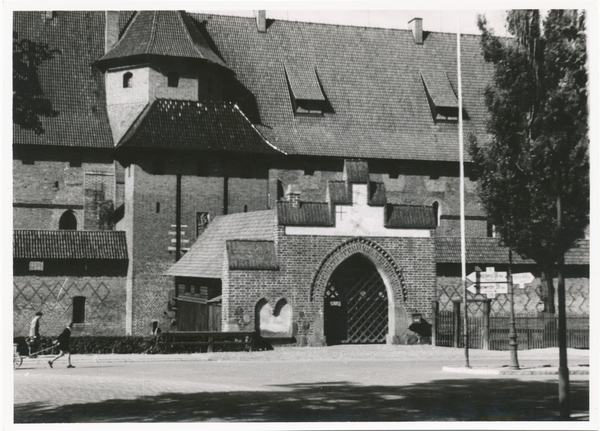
[13,275,127,337]
[224,229,436,346]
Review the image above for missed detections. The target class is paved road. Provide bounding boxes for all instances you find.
[12,345,590,423]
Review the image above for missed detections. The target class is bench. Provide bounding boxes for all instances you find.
[161,331,256,353]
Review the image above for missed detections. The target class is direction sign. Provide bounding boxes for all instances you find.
[512,272,535,289]
[466,267,509,298]
[467,267,507,283]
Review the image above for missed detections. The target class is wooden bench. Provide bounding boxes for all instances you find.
[161,331,256,353]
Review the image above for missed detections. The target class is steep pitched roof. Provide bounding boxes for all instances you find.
[191,13,493,162]
[166,210,276,278]
[13,11,116,148]
[277,201,333,226]
[436,237,589,265]
[226,240,279,270]
[385,205,437,229]
[97,10,229,70]
[117,99,284,154]
[13,230,128,260]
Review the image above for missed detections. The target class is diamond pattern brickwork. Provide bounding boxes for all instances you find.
[13,276,126,336]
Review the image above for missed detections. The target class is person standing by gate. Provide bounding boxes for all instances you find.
[48,322,75,368]
[27,311,43,357]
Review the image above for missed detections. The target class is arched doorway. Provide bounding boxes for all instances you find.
[59,210,77,230]
[324,254,388,345]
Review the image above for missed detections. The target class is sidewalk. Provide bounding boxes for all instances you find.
[17,344,590,370]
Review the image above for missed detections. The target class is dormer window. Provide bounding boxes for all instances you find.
[284,62,328,116]
[168,71,179,88]
[123,72,133,88]
[420,71,466,123]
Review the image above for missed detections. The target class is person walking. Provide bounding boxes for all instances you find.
[48,322,75,369]
[27,311,43,357]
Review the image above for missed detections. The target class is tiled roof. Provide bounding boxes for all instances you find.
[328,181,350,204]
[436,237,589,265]
[344,160,370,183]
[13,11,116,148]
[384,205,437,229]
[97,11,229,70]
[166,210,276,278]
[117,99,284,154]
[368,182,387,206]
[191,13,493,161]
[284,61,326,101]
[15,11,493,161]
[13,230,128,260]
[226,240,279,270]
[420,70,458,108]
[277,202,333,226]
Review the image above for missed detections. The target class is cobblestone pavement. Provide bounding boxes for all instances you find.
[12,345,592,424]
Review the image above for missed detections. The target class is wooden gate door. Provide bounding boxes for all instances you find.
[324,255,388,345]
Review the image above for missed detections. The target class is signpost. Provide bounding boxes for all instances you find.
[466,267,508,298]
[512,272,535,289]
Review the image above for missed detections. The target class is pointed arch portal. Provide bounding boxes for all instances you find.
[310,238,410,346]
[324,255,388,344]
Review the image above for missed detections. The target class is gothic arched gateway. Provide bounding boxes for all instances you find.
[310,238,410,345]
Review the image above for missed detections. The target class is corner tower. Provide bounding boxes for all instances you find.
[96,10,231,144]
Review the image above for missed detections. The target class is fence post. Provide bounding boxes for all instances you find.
[431,301,439,347]
[483,300,490,350]
[453,300,461,348]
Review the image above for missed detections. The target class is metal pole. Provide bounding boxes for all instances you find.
[457,13,469,367]
[507,243,519,369]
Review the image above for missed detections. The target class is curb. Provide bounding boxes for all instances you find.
[442,365,590,375]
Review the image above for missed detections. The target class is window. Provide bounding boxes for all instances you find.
[123,72,133,88]
[72,296,85,324]
[284,62,328,116]
[59,210,77,230]
[196,212,210,237]
[155,202,160,214]
[420,71,466,123]
[168,72,179,88]
[244,205,248,213]
[432,201,440,226]
[29,261,44,271]
[276,180,285,200]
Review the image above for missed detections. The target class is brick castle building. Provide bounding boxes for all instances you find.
[13,11,589,343]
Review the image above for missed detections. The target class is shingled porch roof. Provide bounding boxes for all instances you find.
[436,237,589,266]
[13,230,128,260]
[166,210,276,278]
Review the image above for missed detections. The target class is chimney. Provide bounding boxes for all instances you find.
[255,10,266,33]
[285,184,301,208]
[105,11,120,53]
[408,17,423,45]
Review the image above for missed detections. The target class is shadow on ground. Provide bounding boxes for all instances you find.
[15,378,589,423]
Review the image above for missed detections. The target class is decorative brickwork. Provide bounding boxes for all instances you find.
[13,276,126,337]
[310,238,408,303]
[437,276,589,315]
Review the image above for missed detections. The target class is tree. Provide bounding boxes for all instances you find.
[469,10,588,314]
[13,31,61,135]
[469,10,588,420]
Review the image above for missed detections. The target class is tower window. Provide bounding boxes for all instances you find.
[155,202,160,213]
[73,296,85,324]
[59,210,77,230]
[123,72,133,88]
[168,72,179,88]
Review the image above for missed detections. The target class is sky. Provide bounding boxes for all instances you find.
[200,9,510,36]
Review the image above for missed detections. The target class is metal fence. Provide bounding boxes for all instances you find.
[434,308,589,350]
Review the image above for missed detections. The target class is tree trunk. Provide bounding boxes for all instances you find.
[540,267,556,314]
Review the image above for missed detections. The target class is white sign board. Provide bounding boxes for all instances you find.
[466,267,508,298]
[512,272,535,289]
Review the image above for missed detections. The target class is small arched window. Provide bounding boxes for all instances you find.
[432,201,440,226]
[59,210,77,230]
[168,72,179,88]
[123,72,133,88]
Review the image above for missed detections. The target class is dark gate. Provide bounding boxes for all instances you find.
[324,255,388,345]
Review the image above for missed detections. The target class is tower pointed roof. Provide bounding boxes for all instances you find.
[96,10,229,70]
